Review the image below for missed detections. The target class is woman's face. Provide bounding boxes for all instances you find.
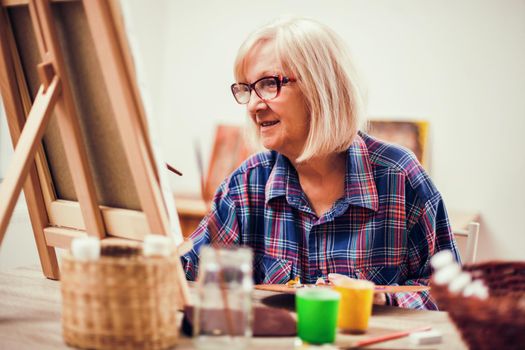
[243,41,310,160]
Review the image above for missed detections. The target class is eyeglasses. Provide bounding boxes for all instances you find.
[231,75,296,104]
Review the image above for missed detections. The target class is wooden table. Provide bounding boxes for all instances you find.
[0,266,467,349]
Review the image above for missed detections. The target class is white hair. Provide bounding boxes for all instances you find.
[234,17,367,162]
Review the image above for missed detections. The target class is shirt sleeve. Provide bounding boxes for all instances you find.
[386,194,461,310]
[180,180,241,281]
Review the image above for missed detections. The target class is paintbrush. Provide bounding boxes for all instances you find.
[165,162,182,176]
[342,325,432,348]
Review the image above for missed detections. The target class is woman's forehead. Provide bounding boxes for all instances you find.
[241,41,287,82]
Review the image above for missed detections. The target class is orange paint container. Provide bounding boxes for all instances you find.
[334,279,375,334]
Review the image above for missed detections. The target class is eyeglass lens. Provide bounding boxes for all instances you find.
[232,76,280,104]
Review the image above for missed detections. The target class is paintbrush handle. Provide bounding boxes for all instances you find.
[166,163,182,176]
[353,325,432,347]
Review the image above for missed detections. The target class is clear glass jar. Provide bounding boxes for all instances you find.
[193,246,253,350]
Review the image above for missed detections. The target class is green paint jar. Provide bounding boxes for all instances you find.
[296,288,340,344]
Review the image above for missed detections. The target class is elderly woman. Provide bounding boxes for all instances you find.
[182,17,460,310]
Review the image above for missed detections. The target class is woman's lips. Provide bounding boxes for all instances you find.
[260,120,279,128]
[260,120,280,134]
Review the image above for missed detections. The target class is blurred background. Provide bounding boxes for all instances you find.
[1,0,524,268]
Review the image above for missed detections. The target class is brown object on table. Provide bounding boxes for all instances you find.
[60,241,181,350]
[182,305,296,337]
[432,261,525,350]
[253,306,297,336]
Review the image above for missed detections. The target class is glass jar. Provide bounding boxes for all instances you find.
[193,246,253,350]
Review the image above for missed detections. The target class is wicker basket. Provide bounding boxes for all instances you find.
[431,261,525,350]
[61,240,182,350]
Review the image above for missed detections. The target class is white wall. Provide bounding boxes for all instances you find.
[0,99,38,270]
[144,0,525,261]
[1,0,524,268]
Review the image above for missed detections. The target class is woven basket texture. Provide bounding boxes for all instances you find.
[432,261,525,350]
[61,242,181,350]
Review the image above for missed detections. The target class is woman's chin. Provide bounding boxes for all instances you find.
[261,139,299,158]
[261,137,278,151]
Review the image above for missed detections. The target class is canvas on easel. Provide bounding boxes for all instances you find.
[0,0,189,307]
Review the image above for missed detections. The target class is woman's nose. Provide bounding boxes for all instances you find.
[246,90,266,114]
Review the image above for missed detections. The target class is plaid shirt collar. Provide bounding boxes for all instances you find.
[265,134,379,212]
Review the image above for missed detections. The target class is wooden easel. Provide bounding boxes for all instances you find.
[0,0,190,306]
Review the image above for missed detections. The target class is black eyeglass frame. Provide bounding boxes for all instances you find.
[230,75,296,104]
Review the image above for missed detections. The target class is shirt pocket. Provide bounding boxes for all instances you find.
[353,264,407,285]
[254,254,293,284]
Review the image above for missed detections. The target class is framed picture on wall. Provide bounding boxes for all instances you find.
[367,119,430,169]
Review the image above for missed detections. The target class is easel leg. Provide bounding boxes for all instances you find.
[0,77,60,248]
[22,168,60,279]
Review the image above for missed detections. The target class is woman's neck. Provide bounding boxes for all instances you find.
[291,152,347,217]
[292,152,347,182]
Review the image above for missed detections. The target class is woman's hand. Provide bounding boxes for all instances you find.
[327,273,358,285]
[373,292,387,305]
[328,273,387,305]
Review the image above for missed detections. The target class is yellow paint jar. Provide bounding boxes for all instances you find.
[334,279,375,334]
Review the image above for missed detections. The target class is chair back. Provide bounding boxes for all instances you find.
[453,222,480,264]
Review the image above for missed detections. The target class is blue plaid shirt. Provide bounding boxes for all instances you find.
[182,132,460,309]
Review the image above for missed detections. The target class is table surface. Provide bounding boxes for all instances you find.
[0,265,467,350]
